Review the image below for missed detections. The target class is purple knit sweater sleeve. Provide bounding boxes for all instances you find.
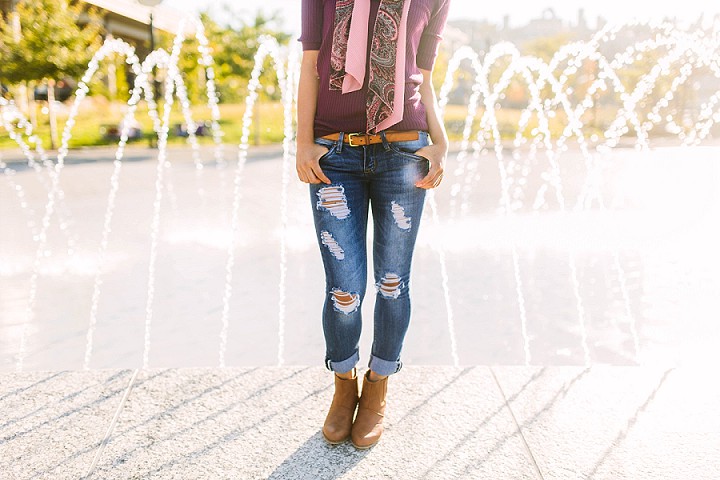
[417,0,451,69]
[299,0,323,50]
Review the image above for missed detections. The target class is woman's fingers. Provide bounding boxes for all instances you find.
[416,163,444,189]
[313,164,332,184]
[306,171,321,184]
[296,168,311,184]
[413,145,446,189]
[432,172,444,187]
[297,166,327,184]
[296,144,332,184]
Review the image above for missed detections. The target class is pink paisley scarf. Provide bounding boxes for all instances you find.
[329,0,412,133]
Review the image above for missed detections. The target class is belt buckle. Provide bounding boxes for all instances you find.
[347,132,366,147]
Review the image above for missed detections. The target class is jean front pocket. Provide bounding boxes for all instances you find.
[387,131,431,161]
[314,138,337,162]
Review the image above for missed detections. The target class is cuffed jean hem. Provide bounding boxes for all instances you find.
[368,354,403,376]
[325,350,359,374]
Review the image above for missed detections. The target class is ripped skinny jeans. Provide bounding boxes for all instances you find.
[309,130,430,376]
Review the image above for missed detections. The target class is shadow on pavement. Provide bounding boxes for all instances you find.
[268,431,369,480]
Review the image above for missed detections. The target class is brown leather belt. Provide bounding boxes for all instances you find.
[321,130,419,147]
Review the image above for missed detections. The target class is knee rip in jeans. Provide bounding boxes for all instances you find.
[316,185,351,220]
[391,201,411,230]
[320,230,344,260]
[377,273,403,299]
[331,289,360,314]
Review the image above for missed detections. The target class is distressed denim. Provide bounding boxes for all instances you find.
[310,130,430,376]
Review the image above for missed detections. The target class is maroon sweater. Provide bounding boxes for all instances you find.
[300,0,451,137]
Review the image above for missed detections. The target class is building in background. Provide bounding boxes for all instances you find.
[1,0,189,55]
[1,0,192,103]
[82,0,190,56]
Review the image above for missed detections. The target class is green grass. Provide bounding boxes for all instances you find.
[0,99,287,150]
[441,104,614,141]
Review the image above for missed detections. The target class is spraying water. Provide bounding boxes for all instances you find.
[217,36,290,368]
[12,38,132,372]
[3,17,719,371]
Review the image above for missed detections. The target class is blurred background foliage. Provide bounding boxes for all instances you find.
[0,1,291,147]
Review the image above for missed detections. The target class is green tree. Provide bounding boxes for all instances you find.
[177,9,290,105]
[0,0,102,148]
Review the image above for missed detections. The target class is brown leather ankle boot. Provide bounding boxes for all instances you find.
[351,371,388,449]
[322,369,359,444]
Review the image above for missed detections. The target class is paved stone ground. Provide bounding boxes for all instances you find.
[1,366,717,479]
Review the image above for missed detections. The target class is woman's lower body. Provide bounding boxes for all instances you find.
[309,130,430,448]
[310,130,430,375]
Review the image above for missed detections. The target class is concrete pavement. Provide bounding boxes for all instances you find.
[1,366,717,479]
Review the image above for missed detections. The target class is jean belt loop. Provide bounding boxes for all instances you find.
[379,130,391,150]
[337,132,344,153]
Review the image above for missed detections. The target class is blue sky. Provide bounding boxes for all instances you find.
[162,0,720,32]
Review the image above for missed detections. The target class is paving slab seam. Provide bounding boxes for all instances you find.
[585,367,675,479]
[489,366,546,480]
[82,368,140,479]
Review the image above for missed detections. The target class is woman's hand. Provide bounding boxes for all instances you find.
[414,143,447,189]
[296,142,332,184]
